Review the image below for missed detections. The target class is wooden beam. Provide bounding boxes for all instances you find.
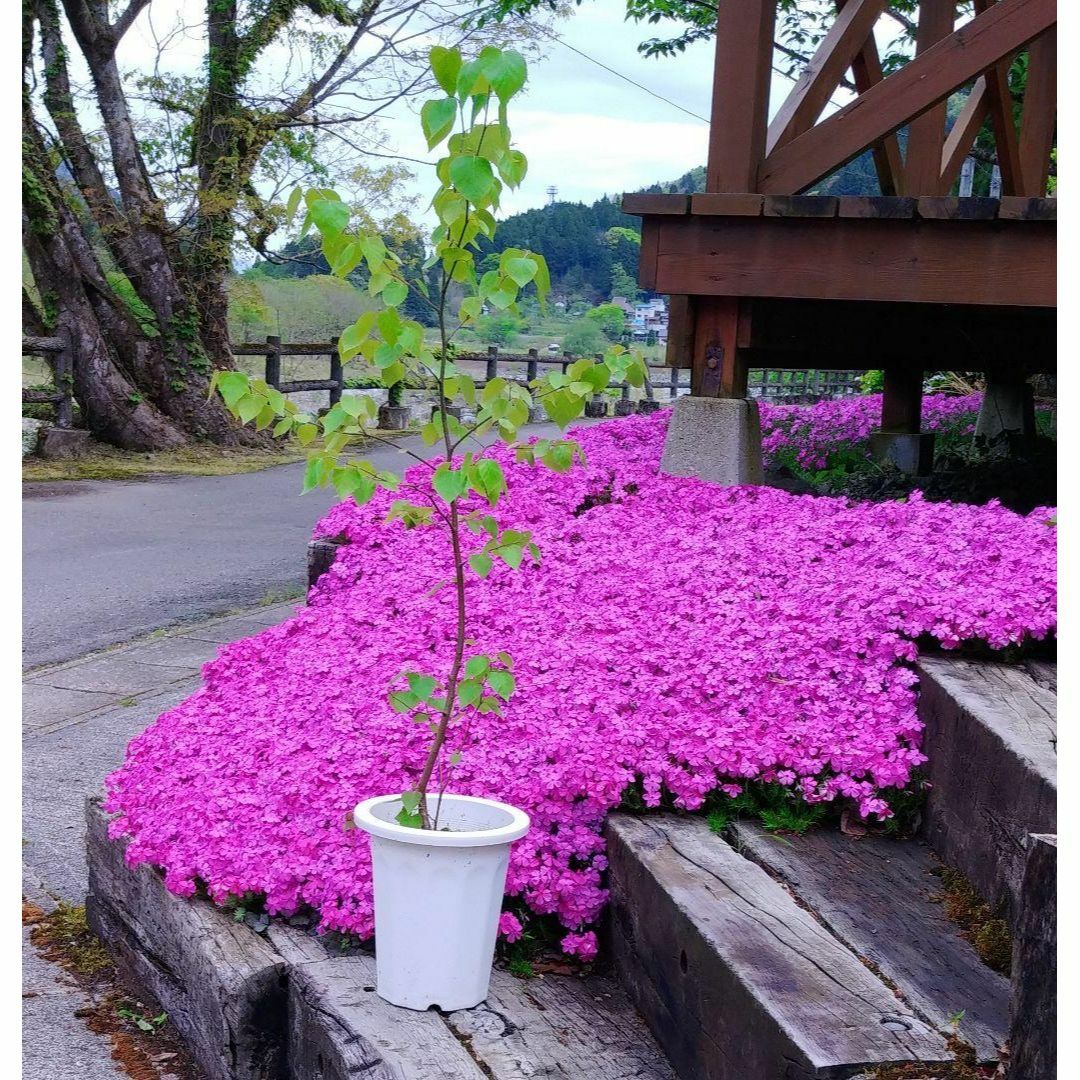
[707,1,776,191]
[881,366,924,432]
[620,193,689,216]
[846,3,904,195]
[649,215,1055,307]
[940,77,990,192]
[903,0,955,196]
[765,0,887,155]
[1019,26,1057,197]
[758,0,1056,195]
[693,298,751,397]
[665,294,694,368]
[974,0,1025,195]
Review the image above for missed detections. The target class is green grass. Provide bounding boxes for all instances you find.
[23,443,306,482]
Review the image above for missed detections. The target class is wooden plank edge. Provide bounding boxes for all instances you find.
[621,193,690,216]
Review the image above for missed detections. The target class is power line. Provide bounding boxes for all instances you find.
[538,28,710,125]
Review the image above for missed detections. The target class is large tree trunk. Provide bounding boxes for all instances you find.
[23,0,266,449]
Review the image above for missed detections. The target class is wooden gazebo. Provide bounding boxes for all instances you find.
[624,0,1056,471]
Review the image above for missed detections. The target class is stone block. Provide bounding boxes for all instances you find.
[377,404,411,431]
[613,398,636,417]
[584,397,609,418]
[918,657,1056,929]
[1009,834,1056,1080]
[39,427,92,460]
[307,537,345,592]
[636,399,663,415]
[870,431,935,475]
[659,396,764,486]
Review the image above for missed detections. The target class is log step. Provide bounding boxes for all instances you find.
[85,798,674,1080]
[917,657,1056,929]
[728,823,1010,1062]
[606,814,953,1080]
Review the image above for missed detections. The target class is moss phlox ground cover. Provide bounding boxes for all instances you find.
[105,405,1055,955]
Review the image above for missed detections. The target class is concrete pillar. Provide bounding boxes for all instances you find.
[659,396,763,486]
[872,366,933,475]
[975,377,1036,449]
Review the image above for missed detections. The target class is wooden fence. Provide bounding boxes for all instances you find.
[232,338,861,407]
[22,333,74,427]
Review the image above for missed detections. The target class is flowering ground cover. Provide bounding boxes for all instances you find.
[759,392,981,473]
[105,406,1055,955]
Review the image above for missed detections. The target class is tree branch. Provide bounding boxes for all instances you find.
[111,0,151,42]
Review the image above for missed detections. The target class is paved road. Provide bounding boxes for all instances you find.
[22,422,591,669]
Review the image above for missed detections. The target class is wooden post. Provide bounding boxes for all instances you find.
[526,348,538,383]
[706,0,776,191]
[904,0,954,196]
[486,346,499,384]
[693,298,750,399]
[265,335,282,389]
[1018,26,1056,197]
[53,330,73,429]
[881,366,923,432]
[669,364,679,401]
[328,336,342,406]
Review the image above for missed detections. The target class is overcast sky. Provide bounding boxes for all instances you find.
[114,0,812,220]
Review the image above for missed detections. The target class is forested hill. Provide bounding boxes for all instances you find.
[475,167,706,302]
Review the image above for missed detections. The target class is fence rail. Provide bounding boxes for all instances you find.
[22,333,74,428]
[231,338,862,411]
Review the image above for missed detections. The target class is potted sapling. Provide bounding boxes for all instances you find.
[213,45,646,1011]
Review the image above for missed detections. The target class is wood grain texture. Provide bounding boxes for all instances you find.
[997,196,1056,220]
[650,216,1055,308]
[621,193,689,216]
[904,0,955,196]
[689,193,764,217]
[606,814,951,1079]
[449,968,677,1079]
[939,77,990,192]
[918,657,1056,930]
[916,197,1001,220]
[758,0,1056,195]
[837,197,917,219]
[763,195,838,218]
[729,824,1010,1062]
[85,798,289,1080]
[1018,26,1057,197]
[1009,834,1056,1080]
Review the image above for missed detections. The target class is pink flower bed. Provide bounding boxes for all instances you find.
[760,393,981,471]
[105,408,1055,952]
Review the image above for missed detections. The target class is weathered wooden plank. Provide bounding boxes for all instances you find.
[997,196,1056,220]
[448,968,677,1079]
[651,216,1056,308]
[606,815,951,1079]
[918,657,1056,930]
[917,196,1001,219]
[1008,834,1056,1080]
[621,193,689,216]
[973,0,1026,196]
[939,77,990,192]
[85,798,288,1080]
[758,0,1056,195]
[836,196,917,219]
[763,195,838,218]
[730,824,1010,1062]
[689,193,763,217]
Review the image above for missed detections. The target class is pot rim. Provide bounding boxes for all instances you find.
[353,792,531,847]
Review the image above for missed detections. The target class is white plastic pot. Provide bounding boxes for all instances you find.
[353,792,530,1011]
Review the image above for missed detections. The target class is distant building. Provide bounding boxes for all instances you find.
[630,297,669,344]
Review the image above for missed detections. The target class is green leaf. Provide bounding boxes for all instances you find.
[430,46,462,96]
[497,651,514,669]
[468,551,493,578]
[504,256,537,287]
[421,97,458,149]
[449,156,495,204]
[388,690,419,713]
[382,280,408,307]
[499,544,524,570]
[407,673,437,701]
[479,48,527,103]
[433,464,467,504]
[472,458,505,506]
[497,148,528,188]
[308,198,350,237]
[216,371,250,409]
[487,669,515,700]
[541,387,583,428]
[285,185,303,223]
[465,655,490,678]
[457,679,482,707]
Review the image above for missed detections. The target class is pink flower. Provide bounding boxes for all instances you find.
[498,912,524,942]
[103,405,1056,951]
[561,931,598,960]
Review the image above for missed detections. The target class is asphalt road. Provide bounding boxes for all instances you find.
[22,421,593,669]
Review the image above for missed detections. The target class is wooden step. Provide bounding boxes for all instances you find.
[917,657,1056,928]
[85,798,674,1080]
[729,823,1010,1062]
[606,815,952,1080]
